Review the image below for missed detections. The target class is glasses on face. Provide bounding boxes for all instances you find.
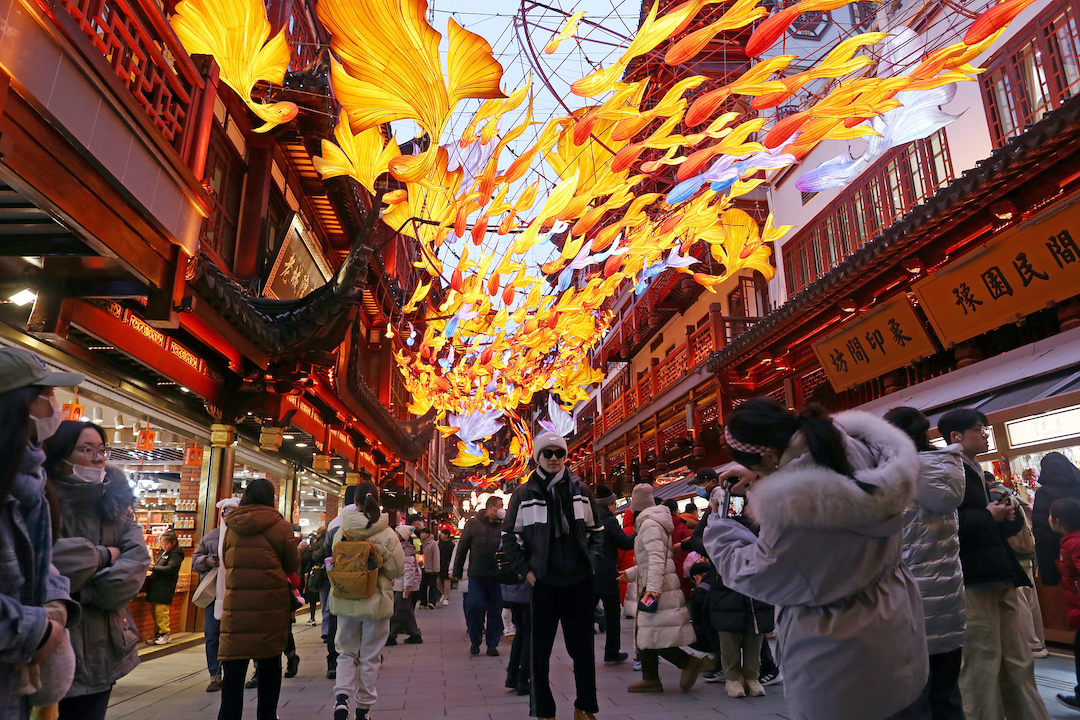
[73,444,109,461]
[540,448,566,460]
[972,426,991,437]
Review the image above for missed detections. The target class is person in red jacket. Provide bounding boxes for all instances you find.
[1051,497,1080,711]
[665,500,693,598]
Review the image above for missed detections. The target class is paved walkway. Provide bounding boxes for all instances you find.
[108,592,1080,720]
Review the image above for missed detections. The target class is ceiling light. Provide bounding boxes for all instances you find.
[333,464,343,469]
[180,386,190,393]
[115,413,124,429]
[283,434,294,440]
[295,442,308,448]
[336,470,344,475]
[9,289,36,306]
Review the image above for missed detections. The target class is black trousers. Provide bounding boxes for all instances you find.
[389,591,421,638]
[327,611,339,667]
[598,592,622,660]
[465,576,503,648]
[58,688,112,720]
[640,647,691,680]
[507,602,532,689]
[531,578,598,717]
[219,656,282,720]
[761,636,778,675]
[927,648,964,720]
[420,571,441,605]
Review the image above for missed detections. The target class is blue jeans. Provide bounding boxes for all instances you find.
[465,576,503,648]
[320,586,331,636]
[205,599,221,678]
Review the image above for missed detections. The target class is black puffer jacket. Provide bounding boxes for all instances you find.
[957,459,1028,587]
[703,568,774,635]
[1033,452,1080,585]
[503,469,603,585]
[594,504,634,596]
[453,512,504,578]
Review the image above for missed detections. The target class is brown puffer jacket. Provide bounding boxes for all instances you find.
[219,504,300,661]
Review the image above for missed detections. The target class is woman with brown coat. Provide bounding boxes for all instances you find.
[217,479,300,720]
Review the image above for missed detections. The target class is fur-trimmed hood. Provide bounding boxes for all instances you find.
[746,411,917,536]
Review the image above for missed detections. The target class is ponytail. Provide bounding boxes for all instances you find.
[361,494,380,529]
[354,480,380,529]
[797,404,856,480]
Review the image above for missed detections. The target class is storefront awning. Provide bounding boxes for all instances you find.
[858,325,1080,420]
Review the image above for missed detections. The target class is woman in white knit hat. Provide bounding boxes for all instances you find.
[621,482,702,694]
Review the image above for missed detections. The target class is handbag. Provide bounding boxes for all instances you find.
[307,565,327,593]
[192,567,218,608]
[1007,498,1036,556]
[495,548,523,585]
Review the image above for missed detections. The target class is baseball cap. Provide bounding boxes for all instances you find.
[690,467,719,485]
[0,347,84,395]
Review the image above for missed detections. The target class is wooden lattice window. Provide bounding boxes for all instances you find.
[201,124,246,267]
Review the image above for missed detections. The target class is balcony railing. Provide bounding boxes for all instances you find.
[724,316,762,344]
[59,0,204,155]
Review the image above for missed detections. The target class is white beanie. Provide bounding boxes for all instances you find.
[532,431,568,462]
[630,483,655,512]
[396,525,413,541]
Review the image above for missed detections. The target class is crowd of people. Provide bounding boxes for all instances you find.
[5,342,1080,720]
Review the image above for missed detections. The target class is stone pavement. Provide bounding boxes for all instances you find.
[107,591,1080,720]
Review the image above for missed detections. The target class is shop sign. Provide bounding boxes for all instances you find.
[136,429,156,451]
[914,198,1080,346]
[183,446,204,467]
[812,294,937,391]
[1006,406,1080,449]
[263,215,331,301]
[61,402,84,421]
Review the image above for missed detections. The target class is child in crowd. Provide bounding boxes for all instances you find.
[1050,498,1080,711]
[687,562,721,682]
[147,531,184,645]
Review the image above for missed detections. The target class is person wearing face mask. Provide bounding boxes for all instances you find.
[502,431,604,720]
[592,486,633,666]
[703,399,929,720]
[452,495,505,656]
[0,347,83,720]
[43,421,150,719]
[146,532,184,645]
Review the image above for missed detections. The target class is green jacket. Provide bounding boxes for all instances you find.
[326,511,405,620]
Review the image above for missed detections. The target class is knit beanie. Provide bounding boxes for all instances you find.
[594,486,616,505]
[630,482,655,512]
[532,431,568,462]
[396,525,413,541]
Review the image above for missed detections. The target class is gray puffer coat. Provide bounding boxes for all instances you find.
[901,446,966,656]
[50,465,150,697]
[704,411,927,720]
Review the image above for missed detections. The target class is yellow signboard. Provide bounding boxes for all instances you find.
[914,198,1080,346]
[813,294,937,391]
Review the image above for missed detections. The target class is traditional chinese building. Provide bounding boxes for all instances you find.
[0,0,445,643]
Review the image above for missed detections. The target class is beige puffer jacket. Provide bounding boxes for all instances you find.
[625,504,696,650]
[326,510,405,620]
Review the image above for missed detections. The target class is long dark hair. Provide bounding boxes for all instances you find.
[43,421,109,476]
[0,385,42,497]
[240,478,276,507]
[726,398,858,481]
[883,407,934,452]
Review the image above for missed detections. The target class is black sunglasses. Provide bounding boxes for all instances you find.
[540,448,566,459]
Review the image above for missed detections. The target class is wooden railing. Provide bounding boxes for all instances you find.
[596,320,717,436]
[724,316,763,343]
[59,0,204,154]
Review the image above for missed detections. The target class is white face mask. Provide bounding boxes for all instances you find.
[496,508,506,520]
[67,462,106,484]
[30,396,62,442]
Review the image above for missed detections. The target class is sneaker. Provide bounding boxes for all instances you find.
[1058,694,1080,711]
[1032,647,1050,658]
[632,659,642,671]
[307,619,317,626]
[441,599,450,606]
[703,671,724,683]
[206,676,222,692]
[284,654,300,678]
[604,652,629,665]
[145,635,159,646]
[745,679,766,697]
[470,644,481,655]
[725,680,746,698]
[404,635,423,644]
[385,637,398,646]
[334,693,349,720]
[245,674,258,689]
[486,646,500,656]
[760,669,783,686]
[355,709,368,720]
[154,633,170,645]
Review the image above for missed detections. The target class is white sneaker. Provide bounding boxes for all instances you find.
[441,599,449,606]
[703,672,725,683]
[154,633,170,645]
[1032,647,1050,658]
[745,679,766,697]
[725,680,746,698]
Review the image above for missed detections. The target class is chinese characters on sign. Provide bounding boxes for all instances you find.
[812,295,937,392]
[263,216,331,301]
[914,200,1080,345]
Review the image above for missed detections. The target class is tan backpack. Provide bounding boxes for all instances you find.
[328,530,382,600]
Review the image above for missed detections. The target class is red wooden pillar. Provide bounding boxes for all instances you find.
[233,138,274,280]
